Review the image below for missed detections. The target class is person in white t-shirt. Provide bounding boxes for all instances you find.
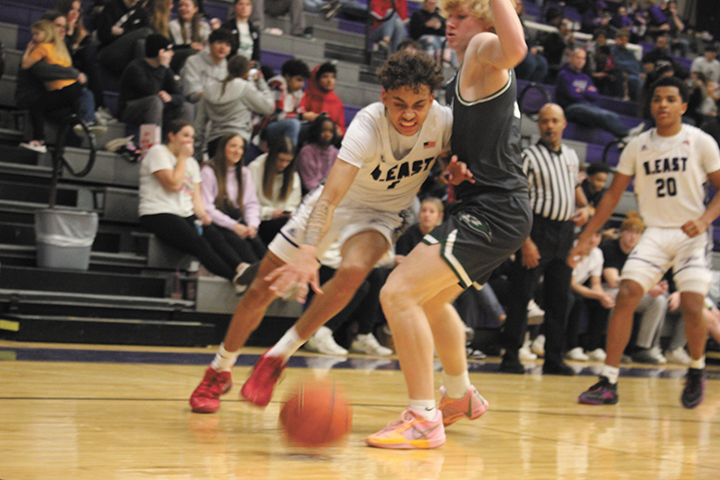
[138,119,250,283]
[566,231,615,362]
[188,51,470,415]
[570,76,720,409]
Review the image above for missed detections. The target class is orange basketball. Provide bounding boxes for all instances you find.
[279,379,352,447]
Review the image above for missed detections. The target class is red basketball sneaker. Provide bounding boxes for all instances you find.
[241,352,286,407]
[189,367,233,413]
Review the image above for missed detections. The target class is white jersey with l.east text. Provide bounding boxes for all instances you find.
[616,124,720,228]
[337,101,452,212]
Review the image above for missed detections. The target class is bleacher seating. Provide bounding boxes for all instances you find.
[0,0,717,348]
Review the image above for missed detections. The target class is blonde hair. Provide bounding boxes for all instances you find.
[440,0,516,25]
[31,19,71,64]
[620,211,645,233]
[149,0,172,37]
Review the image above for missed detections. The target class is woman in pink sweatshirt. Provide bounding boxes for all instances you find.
[200,133,267,265]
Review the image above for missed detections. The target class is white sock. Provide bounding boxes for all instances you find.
[601,365,620,384]
[266,326,304,361]
[442,370,471,399]
[689,356,706,370]
[409,399,438,421]
[210,343,239,372]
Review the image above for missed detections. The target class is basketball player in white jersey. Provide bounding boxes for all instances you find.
[570,75,720,409]
[366,0,531,449]
[189,51,471,414]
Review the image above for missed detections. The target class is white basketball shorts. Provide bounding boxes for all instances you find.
[268,187,405,264]
[621,227,712,295]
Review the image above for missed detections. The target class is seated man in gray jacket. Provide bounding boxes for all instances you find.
[181,28,233,104]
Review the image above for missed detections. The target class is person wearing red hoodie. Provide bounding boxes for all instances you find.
[299,62,346,141]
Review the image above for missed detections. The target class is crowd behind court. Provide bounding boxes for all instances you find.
[10,0,720,366]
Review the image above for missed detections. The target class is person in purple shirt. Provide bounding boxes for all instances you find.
[555,48,645,143]
[296,114,339,192]
[200,133,267,266]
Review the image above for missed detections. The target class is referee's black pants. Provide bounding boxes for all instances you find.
[503,215,574,366]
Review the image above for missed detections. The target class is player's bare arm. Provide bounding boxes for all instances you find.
[682,169,720,237]
[472,0,526,71]
[265,160,359,302]
[568,172,633,267]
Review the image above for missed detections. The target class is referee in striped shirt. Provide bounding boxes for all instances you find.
[500,103,592,375]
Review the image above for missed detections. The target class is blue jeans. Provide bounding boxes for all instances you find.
[564,103,629,138]
[77,88,97,123]
[265,118,301,148]
[371,12,407,53]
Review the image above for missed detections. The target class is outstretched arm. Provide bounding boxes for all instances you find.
[264,159,359,303]
[471,0,527,71]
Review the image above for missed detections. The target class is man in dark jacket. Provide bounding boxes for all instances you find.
[118,34,193,128]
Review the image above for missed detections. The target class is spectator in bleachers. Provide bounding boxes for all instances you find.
[139,119,251,284]
[580,1,611,36]
[641,34,673,72]
[53,2,113,123]
[541,15,574,83]
[148,0,173,37]
[194,54,275,157]
[566,230,615,362]
[514,0,548,83]
[644,0,687,56]
[296,114,339,192]
[580,161,610,209]
[299,62,345,141]
[691,45,720,85]
[96,0,153,76]
[181,28,233,104]
[598,212,669,364]
[610,5,633,32]
[555,48,645,143]
[262,58,312,148]
[200,133,267,266]
[253,0,311,38]
[169,0,212,72]
[42,11,113,126]
[612,29,645,101]
[584,35,618,96]
[686,71,719,126]
[21,20,105,150]
[222,0,261,61]
[247,135,302,244]
[408,0,445,61]
[370,0,408,53]
[118,34,193,128]
[305,0,368,22]
[17,50,85,152]
[501,103,591,376]
[56,0,88,49]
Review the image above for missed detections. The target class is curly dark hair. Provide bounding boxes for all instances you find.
[376,51,444,93]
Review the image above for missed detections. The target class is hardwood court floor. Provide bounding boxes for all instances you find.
[1,340,719,480]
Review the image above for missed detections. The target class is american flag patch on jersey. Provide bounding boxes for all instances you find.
[424,141,436,148]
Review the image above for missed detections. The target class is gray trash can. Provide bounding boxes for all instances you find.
[35,209,99,270]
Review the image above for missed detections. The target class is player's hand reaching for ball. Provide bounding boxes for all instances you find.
[681,219,708,238]
[264,246,322,303]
